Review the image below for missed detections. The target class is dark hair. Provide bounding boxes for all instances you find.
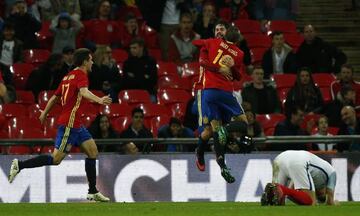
[341,64,354,73]
[340,84,355,98]
[73,48,91,67]
[88,114,116,139]
[129,37,145,47]
[3,22,15,31]
[132,107,144,117]
[214,19,230,32]
[270,31,283,38]
[42,53,63,69]
[224,26,241,43]
[169,117,182,126]
[125,12,137,22]
[180,12,193,22]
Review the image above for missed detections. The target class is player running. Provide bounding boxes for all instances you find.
[261,150,337,206]
[8,48,112,202]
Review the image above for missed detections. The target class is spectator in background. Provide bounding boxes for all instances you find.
[122,38,158,100]
[0,22,23,86]
[32,0,81,21]
[262,31,297,79]
[89,45,121,102]
[331,64,360,106]
[194,1,218,39]
[50,12,83,54]
[120,107,154,153]
[296,25,347,74]
[272,106,311,151]
[168,12,200,63]
[312,115,335,151]
[62,46,74,72]
[119,12,146,49]
[285,67,324,114]
[6,0,41,49]
[158,117,195,152]
[88,114,119,152]
[245,110,264,138]
[337,106,360,151]
[26,53,67,99]
[242,66,281,114]
[83,0,119,50]
[325,85,357,127]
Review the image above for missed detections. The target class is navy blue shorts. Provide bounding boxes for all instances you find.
[54,125,92,153]
[201,88,244,124]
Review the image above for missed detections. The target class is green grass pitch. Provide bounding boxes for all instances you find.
[1,202,359,216]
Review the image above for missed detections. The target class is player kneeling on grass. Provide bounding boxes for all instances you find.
[261,150,337,206]
[8,48,112,202]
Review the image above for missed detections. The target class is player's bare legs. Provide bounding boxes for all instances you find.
[196,125,212,171]
[80,139,110,202]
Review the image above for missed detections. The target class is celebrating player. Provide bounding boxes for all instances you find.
[8,48,112,202]
[261,150,337,206]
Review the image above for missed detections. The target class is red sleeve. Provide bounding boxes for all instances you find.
[199,47,220,72]
[192,39,206,47]
[77,72,89,89]
[54,82,62,96]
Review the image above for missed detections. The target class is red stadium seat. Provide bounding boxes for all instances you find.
[38,103,62,117]
[111,116,132,133]
[142,25,159,49]
[157,61,178,77]
[250,48,267,64]
[245,34,271,48]
[7,146,33,155]
[118,90,152,105]
[256,113,286,130]
[6,116,43,138]
[0,104,27,118]
[150,115,171,137]
[158,75,192,91]
[138,103,171,119]
[268,20,297,33]
[277,88,290,109]
[301,114,321,131]
[81,103,99,117]
[264,127,275,136]
[148,48,162,61]
[36,21,53,50]
[23,49,51,66]
[218,7,232,22]
[112,49,128,63]
[99,104,132,118]
[81,114,97,128]
[33,146,54,154]
[320,87,332,104]
[233,19,261,33]
[232,73,253,91]
[170,102,187,121]
[28,104,42,118]
[181,62,200,79]
[43,116,57,138]
[157,89,192,105]
[271,74,296,89]
[312,73,336,87]
[38,90,55,107]
[10,63,35,90]
[284,33,304,48]
[15,90,35,105]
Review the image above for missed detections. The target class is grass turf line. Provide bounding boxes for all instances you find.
[0,202,359,216]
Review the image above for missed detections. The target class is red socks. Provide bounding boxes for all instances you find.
[278,184,313,205]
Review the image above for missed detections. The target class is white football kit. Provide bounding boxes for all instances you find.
[272,150,336,191]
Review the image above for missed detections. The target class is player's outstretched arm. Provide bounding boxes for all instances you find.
[326,188,337,205]
[39,95,60,124]
[79,87,112,105]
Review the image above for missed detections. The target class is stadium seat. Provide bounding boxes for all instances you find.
[320,87,332,104]
[81,114,97,128]
[301,114,321,131]
[33,146,54,154]
[43,116,57,138]
[150,115,171,137]
[118,89,152,105]
[157,89,192,105]
[0,104,27,118]
[112,49,128,63]
[111,116,132,133]
[268,20,297,33]
[170,102,187,121]
[181,62,200,79]
[244,34,271,48]
[138,103,171,119]
[157,61,178,77]
[28,104,43,118]
[38,103,62,117]
[6,116,43,139]
[256,113,286,130]
[277,88,291,109]
[312,73,336,87]
[143,25,159,49]
[38,90,55,107]
[23,49,51,66]
[250,47,267,64]
[264,127,276,136]
[232,73,253,91]
[148,48,162,61]
[15,90,35,105]
[218,7,232,22]
[7,146,33,155]
[99,104,132,118]
[36,21,53,50]
[158,75,192,91]
[10,63,35,90]
[233,19,261,33]
[284,33,304,48]
[271,74,296,89]
[81,103,99,117]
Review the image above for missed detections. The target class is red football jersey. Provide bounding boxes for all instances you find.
[55,69,89,128]
[192,47,207,92]
[194,38,244,92]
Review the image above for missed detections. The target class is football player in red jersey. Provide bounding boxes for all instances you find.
[9,48,112,202]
